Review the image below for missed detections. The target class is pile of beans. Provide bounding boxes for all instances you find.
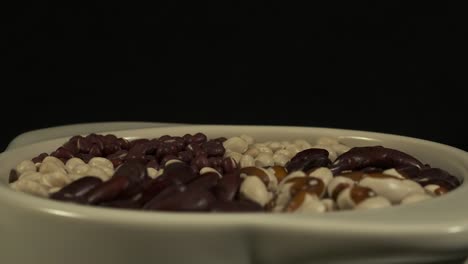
[8,133,462,213]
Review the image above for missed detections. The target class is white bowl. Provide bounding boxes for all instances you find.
[1,125,468,264]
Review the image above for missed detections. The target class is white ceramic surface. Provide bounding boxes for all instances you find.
[1,125,468,264]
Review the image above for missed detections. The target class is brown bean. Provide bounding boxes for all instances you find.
[51,176,103,202]
[331,146,424,174]
[286,148,331,172]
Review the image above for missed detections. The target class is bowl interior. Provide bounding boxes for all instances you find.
[1,125,468,229]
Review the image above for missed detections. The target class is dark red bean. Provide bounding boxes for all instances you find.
[86,176,130,204]
[187,143,202,152]
[77,138,92,153]
[161,155,178,167]
[396,165,420,178]
[142,181,186,208]
[89,144,103,157]
[202,141,225,157]
[159,135,172,141]
[192,156,211,170]
[209,157,223,168]
[172,137,186,151]
[177,150,194,163]
[164,162,198,185]
[126,144,148,160]
[331,146,424,175]
[192,133,208,144]
[107,150,128,160]
[147,160,160,170]
[213,137,227,143]
[102,134,118,145]
[113,159,148,185]
[214,170,241,201]
[9,170,19,183]
[214,166,224,174]
[75,153,94,163]
[183,134,193,144]
[129,138,150,149]
[211,200,264,212]
[110,159,124,168]
[87,134,104,151]
[116,138,130,150]
[103,143,120,156]
[51,147,74,159]
[222,157,237,174]
[32,153,49,163]
[286,148,331,172]
[51,176,103,202]
[194,150,207,158]
[156,144,173,158]
[140,177,174,204]
[69,135,84,143]
[145,155,156,162]
[63,141,79,154]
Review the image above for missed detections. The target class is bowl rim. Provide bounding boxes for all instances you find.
[1,124,468,236]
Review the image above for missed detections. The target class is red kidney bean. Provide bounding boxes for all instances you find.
[211,200,264,212]
[187,142,202,152]
[32,153,49,163]
[51,176,103,202]
[69,135,84,143]
[214,170,241,201]
[89,144,103,157]
[156,144,173,158]
[86,176,130,204]
[187,172,219,190]
[51,147,74,159]
[99,198,141,209]
[103,134,118,144]
[110,159,124,168]
[286,148,331,172]
[141,162,197,202]
[113,159,148,185]
[144,187,216,212]
[331,146,424,174]
[222,157,237,174]
[9,170,19,183]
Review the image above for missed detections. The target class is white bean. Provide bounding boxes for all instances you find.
[255,153,274,167]
[240,134,255,145]
[382,168,405,179]
[16,160,36,175]
[293,194,326,213]
[39,162,67,174]
[223,137,249,153]
[11,180,49,197]
[272,153,289,167]
[308,167,333,186]
[41,171,71,188]
[65,158,86,173]
[240,176,271,206]
[88,157,114,169]
[224,151,243,163]
[359,177,424,204]
[240,154,255,168]
[317,137,339,146]
[355,196,392,210]
[401,193,432,204]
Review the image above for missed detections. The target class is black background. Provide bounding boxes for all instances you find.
[3,2,467,152]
